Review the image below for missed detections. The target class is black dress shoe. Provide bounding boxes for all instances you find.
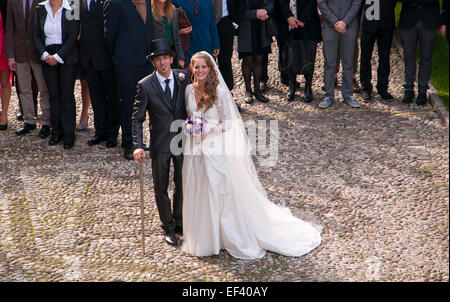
[378,90,393,100]
[106,138,118,148]
[165,231,178,246]
[38,125,51,139]
[49,135,62,146]
[260,82,268,93]
[64,142,75,150]
[416,92,428,106]
[123,144,134,160]
[361,90,372,101]
[0,123,7,131]
[88,136,107,146]
[304,85,313,103]
[403,91,415,104]
[16,123,37,136]
[174,225,183,236]
[254,92,269,103]
[244,92,253,104]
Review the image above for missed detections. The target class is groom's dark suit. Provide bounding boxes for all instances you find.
[132,69,190,234]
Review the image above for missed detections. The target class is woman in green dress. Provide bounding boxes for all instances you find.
[152,0,185,68]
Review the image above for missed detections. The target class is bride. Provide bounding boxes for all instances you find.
[181,51,321,259]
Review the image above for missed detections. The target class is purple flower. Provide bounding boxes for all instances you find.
[182,116,208,137]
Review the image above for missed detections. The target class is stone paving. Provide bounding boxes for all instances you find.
[0,40,448,282]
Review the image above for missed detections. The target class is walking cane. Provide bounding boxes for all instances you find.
[139,157,146,256]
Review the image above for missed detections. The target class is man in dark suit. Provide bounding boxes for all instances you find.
[104,0,155,159]
[399,0,441,105]
[132,39,190,246]
[213,0,242,112]
[79,0,119,148]
[6,0,51,137]
[360,0,397,101]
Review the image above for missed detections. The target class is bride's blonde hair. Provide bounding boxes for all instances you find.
[190,52,219,112]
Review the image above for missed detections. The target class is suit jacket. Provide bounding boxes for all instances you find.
[317,0,362,27]
[278,0,322,42]
[6,0,41,63]
[79,0,113,70]
[104,0,155,67]
[152,7,184,61]
[132,69,190,156]
[33,2,79,64]
[0,0,6,29]
[399,0,441,30]
[361,0,397,32]
[213,0,239,23]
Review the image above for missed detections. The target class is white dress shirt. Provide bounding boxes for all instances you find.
[222,0,229,18]
[39,0,72,64]
[156,71,175,100]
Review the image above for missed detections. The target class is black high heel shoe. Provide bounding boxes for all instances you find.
[254,92,269,103]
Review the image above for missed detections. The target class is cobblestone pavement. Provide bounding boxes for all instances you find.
[0,41,448,282]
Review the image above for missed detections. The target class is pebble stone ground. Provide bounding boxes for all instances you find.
[0,40,448,282]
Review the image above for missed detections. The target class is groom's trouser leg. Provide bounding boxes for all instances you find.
[172,154,183,228]
[152,152,176,233]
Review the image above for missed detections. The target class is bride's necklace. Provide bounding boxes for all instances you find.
[188,0,199,15]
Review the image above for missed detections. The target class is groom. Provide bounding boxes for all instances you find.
[132,39,190,246]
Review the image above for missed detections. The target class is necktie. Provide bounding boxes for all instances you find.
[25,0,30,28]
[164,79,172,101]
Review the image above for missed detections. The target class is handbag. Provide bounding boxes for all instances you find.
[177,7,191,52]
[280,27,315,75]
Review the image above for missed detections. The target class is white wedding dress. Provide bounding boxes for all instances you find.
[181,53,321,259]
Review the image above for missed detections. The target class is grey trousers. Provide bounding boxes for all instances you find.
[16,60,50,126]
[322,21,359,99]
[400,20,437,93]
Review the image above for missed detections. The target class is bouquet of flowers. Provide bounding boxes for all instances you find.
[182,116,208,137]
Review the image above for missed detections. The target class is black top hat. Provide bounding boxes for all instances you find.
[146,39,175,60]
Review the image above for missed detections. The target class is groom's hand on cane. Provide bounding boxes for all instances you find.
[133,148,145,163]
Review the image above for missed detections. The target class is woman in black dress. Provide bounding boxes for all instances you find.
[237,0,274,104]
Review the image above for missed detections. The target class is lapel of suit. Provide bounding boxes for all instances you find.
[28,1,39,29]
[172,70,184,113]
[151,71,174,113]
[61,8,66,40]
